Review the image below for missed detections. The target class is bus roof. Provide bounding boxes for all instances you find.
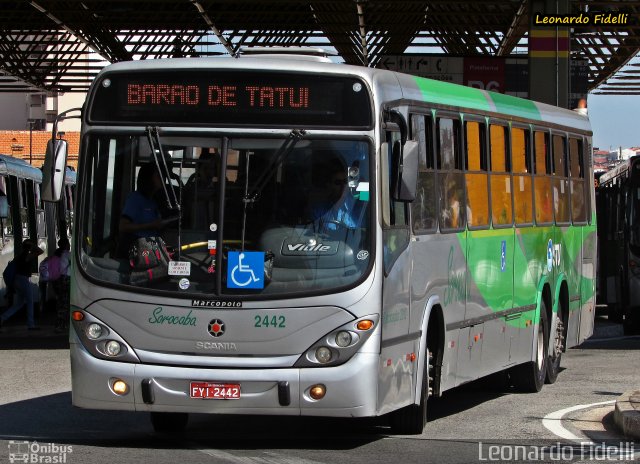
[0,154,42,181]
[93,56,591,135]
[598,155,640,185]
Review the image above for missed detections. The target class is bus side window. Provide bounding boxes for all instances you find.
[18,178,30,239]
[0,175,11,237]
[436,116,464,231]
[35,182,46,239]
[382,129,409,275]
[552,134,571,224]
[489,123,513,226]
[512,127,533,225]
[533,130,553,224]
[410,113,436,233]
[569,137,587,223]
[464,119,489,228]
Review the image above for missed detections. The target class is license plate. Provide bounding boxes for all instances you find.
[190,382,241,399]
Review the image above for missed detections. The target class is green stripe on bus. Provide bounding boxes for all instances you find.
[414,77,491,111]
[457,225,595,328]
[414,76,541,121]
[489,92,541,120]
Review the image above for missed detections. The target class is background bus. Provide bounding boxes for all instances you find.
[596,156,640,334]
[43,50,596,435]
[0,154,75,314]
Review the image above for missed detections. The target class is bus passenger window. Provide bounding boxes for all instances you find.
[569,137,587,223]
[489,124,513,226]
[410,114,436,233]
[0,175,11,236]
[436,116,464,230]
[534,131,553,224]
[552,135,571,224]
[465,120,488,228]
[18,179,30,238]
[512,127,533,225]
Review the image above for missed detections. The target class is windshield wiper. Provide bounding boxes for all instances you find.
[243,129,306,204]
[239,129,305,251]
[146,126,180,211]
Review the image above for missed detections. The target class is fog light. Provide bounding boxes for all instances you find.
[309,384,326,400]
[315,346,332,364]
[105,340,121,356]
[112,379,128,395]
[335,331,352,347]
[86,323,103,340]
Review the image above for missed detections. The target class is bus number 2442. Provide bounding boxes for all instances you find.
[254,315,286,328]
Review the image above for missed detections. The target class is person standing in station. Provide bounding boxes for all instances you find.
[0,239,44,331]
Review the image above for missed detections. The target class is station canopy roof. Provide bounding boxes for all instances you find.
[1,0,640,94]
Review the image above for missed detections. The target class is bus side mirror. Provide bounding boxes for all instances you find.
[392,140,419,202]
[0,196,7,219]
[42,139,69,202]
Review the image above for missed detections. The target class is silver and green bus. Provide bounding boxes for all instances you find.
[43,50,596,434]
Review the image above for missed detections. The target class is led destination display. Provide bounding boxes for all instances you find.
[90,71,372,128]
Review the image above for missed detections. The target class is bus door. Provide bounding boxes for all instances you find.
[379,128,413,410]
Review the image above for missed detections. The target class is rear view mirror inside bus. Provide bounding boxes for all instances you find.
[391,139,419,202]
[42,138,69,202]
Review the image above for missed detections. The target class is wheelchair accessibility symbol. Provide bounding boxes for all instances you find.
[227,251,264,289]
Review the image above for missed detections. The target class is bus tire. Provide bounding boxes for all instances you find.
[389,350,432,435]
[545,310,564,384]
[511,307,548,393]
[150,412,189,434]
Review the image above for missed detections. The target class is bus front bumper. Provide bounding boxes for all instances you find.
[70,341,380,417]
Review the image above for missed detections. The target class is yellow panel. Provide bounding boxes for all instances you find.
[490,125,506,172]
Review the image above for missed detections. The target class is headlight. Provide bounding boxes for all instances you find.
[105,340,122,357]
[295,314,379,368]
[315,347,332,364]
[335,331,352,347]
[86,323,103,340]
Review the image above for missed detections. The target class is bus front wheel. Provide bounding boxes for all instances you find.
[389,349,432,435]
[511,306,549,393]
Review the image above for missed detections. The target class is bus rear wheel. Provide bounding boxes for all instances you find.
[151,412,189,434]
[389,350,432,435]
[511,307,548,393]
[545,311,564,384]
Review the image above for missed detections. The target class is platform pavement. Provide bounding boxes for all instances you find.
[0,302,69,349]
[614,390,640,441]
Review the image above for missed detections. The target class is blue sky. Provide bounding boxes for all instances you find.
[588,93,640,151]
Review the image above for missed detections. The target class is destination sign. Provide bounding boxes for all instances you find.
[89,71,372,128]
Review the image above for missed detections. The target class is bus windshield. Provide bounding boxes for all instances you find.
[79,133,372,297]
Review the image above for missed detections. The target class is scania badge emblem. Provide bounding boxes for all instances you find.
[208,319,225,337]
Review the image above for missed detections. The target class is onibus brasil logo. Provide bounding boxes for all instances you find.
[8,441,73,463]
